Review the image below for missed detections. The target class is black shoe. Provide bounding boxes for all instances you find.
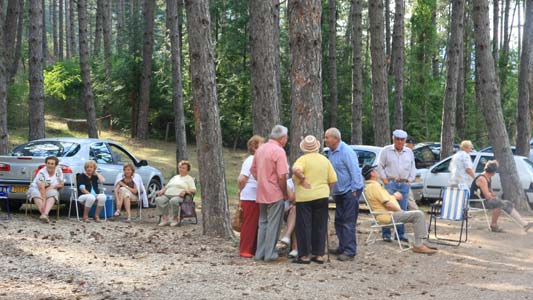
[328,247,343,255]
[383,237,392,243]
[292,258,311,264]
[398,237,409,243]
[311,256,325,264]
[337,254,355,261]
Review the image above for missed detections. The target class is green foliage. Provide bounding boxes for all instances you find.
[43,59,82,101]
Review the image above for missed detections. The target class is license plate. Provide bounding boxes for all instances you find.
[11,185,28,193]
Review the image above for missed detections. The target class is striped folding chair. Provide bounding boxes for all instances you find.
[428,186,469,246]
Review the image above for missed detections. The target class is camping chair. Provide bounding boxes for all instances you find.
[467,190,491,231]
[25,170,61,220]
[428,186,469,246]
[68,173,108,221]
[362,191,409,251]
[113,173,143,221]
[0,185,11,220]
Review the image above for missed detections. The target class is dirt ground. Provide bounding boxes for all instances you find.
[0,207,532,300]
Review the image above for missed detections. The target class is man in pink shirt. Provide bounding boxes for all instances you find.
[250,125,289,262]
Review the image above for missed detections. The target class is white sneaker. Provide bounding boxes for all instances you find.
[288,249,298,258]
[158,220,170,227]
[281,236,291,246]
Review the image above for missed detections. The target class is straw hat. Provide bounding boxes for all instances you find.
[300,135,320,153]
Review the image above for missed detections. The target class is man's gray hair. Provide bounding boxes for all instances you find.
[270,125,288,139]
[325,127,341,140]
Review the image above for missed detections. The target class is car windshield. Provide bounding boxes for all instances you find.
[10,141,81,157]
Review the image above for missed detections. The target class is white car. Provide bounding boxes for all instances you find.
[422,152,533,206]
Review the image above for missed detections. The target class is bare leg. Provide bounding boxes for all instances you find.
[285,206,296,237]
[94,206,103,221]
[115,190,123,214]
[43,197,56,216]
[491,208,502,227]
[124,196,131,219]
[83,206,91,221]
[33,198,44,214]
[509,209,528,226]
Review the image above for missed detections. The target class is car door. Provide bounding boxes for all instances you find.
[354,150,377,168]
[88,142,118,191]
[106,143,148,189]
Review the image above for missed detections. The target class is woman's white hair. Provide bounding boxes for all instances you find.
[270,125,288,139]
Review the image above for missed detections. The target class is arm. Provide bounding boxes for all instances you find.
[407,152,417,183]
[292,166,310,189]
[347,151,363,192]
[95,171,105,184]
[476,176,495,200]
[237,174,249,192]
[377,150,389,184]
[278,173,288,199]
[466,167,475,180]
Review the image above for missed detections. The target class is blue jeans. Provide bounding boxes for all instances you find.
[382,181,409,239]
[333,190,361,256]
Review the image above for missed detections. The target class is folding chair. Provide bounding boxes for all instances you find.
[113,172,144,221]
[0,185,11,220]
[468,190,491,231]
[68,173,108,221]
[362,192,409,251]
[25,171,61,220]
[428,186,469,246]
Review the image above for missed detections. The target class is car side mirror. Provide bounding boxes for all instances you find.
[138,159,148,167]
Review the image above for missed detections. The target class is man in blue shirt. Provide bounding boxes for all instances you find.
[324,127,364,261]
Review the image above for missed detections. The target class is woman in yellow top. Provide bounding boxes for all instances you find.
[155,161,196,227]
[292,135,337,264]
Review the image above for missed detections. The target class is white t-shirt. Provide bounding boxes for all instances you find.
[449,150,474,186]
[30,167,64,190]
[240,155,258,201]
[284,179,295,209]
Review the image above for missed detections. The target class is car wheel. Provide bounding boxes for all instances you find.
[147,178,161,207]
[0,200,23,212]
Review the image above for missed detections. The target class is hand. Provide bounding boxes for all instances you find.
[179,191,186,197]
[393,192,403,200]
[301,178,311,189]
[156,190,164,197]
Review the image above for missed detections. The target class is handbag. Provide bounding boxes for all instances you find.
[232,203,243,232]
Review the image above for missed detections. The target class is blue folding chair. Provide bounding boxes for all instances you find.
[428,186,469,246]
[0,185,12,220]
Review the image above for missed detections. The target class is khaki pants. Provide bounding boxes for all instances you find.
[155,194,184,219]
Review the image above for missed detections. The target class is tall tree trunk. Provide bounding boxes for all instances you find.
[493,0,499,66]
[29,0,45,140]
[102,0,112,78]
[184,0,233,239]
[350,0,363,145]
[94,0,103,56]
[456,1,471,141]
[328,0,339,128]
[391,0,404,131]
[58,0,63,59]
[499,0,511,90]
[52,0,58,58]
[0,0,8,154]
[473,0,529,210]
[65,0,70,58]
[5,0,21,77]
[136,0,155,140]
[116,0,125,55]
[440,0,465,160]
[250,0,281,138]
[273,0,282,105]
[9,0,24,81]
[288,0,323,164]
[78,0,98,138]
[42,0,47,64]
[167,0,188,168]
[69,0,76,56]
[516,0,533,157]
[385,0,391,58]
[129,0,141,138]
[369,0,390,146]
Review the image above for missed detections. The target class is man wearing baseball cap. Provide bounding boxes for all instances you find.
[376,129,417,242]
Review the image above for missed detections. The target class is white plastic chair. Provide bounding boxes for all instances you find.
[68,173,108,221]
[362,191,410,251]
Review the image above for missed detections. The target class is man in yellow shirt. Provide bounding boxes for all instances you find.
[362,165,437,254]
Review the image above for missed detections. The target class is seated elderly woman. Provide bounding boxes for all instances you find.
[114,163,138,222]
[77,160,106,222]
[28,156,64,223]
[155,160,196,227]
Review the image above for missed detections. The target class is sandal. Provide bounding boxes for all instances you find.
[114,210,121,217]
[311,256,325,264]
[292,258,311,264]
[94,217,102,223]
[490,225,504,233]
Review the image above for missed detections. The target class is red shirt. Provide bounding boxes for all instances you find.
[250,139,288,204]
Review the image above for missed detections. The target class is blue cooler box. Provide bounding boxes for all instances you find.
[89,194,115,218]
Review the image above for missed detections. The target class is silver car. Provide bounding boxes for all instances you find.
[0,138,164,211]
[422,152,533,206]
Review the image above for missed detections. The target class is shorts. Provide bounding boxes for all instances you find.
[28,188,60,201]
[484,198,513,214]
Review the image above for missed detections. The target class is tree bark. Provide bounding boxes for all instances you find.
[52,0,58,58]
[136,0,155,140]
[288,0,323,164]
[184,0,234,239]
[58,0,63,59]
[78,0,98,138]
[516,0,533,158]
[440,0,465,160]
[65,0,70,57]
[350,0,363,145]
[249,0,281,138]
[391,0,404,131]
[0,0,8,154]
[9,0,24,81]
[69,0,76,56]
[327,0,339,128]
[473,0,529,210]
[116,0,125,55]
[42,0,48,63]
[5,0,21,76]
[456,1,471,141]
[102,0,112,77]
[94,0,103,56]
[385,0,391,58]
[369,0,390,146]
[167,0,188,168]
[493,0,499,66]
[29,0,46,140]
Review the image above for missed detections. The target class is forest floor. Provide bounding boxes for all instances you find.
[0,207,532,300]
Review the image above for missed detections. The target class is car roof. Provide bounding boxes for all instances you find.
[28,137,117,145]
